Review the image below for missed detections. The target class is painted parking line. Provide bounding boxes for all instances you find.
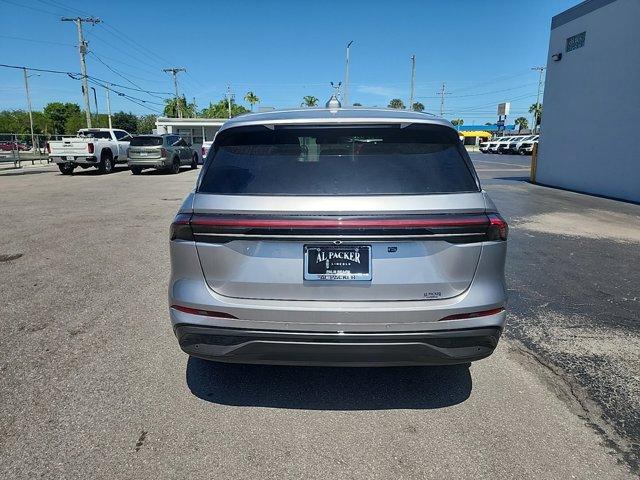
[473,160,531,167]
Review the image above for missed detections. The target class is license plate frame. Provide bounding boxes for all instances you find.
[66,155,74,161]
[304,244,372,281]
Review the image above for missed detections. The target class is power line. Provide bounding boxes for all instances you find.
[88,51,166,100]
[163,68,186,117]
[0,34,75,47]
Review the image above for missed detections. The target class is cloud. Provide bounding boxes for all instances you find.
[355,85,403,98]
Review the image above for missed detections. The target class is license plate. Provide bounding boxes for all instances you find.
[66,156,74,161]
[139,151,148,156]
[304,245,371,281]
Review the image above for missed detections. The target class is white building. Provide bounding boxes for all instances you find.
[155,117,227,161]
[537,0,640,203]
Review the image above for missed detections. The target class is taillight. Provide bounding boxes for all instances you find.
[46,142,51,153]
[201,146,205,157]
[170,213,194,241]
[160,147,167,157]
[440,307,505,321]
[87,142,94,154]
[487,213,508,241]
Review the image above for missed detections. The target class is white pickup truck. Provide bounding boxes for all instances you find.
[47,128,132,175]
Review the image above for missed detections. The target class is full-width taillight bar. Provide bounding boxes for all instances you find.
[170,213,509,241]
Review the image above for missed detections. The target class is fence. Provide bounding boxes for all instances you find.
[0,133,66,167]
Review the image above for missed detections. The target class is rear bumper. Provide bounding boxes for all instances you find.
[127,157,168,168]
[174,324,502,366]
[50,155,97,164]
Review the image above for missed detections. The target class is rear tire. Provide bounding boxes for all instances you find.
[170,157,180,174]
[98,151,113,174]
[190,153,198,169]
[131,166,143,175]
[58,163,75,175]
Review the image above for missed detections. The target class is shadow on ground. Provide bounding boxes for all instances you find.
[186,357,472,410]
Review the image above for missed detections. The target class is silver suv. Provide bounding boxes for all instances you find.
[169,108,507,366]
[127,134,198,174]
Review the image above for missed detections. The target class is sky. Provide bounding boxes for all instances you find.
[0,0,579,124]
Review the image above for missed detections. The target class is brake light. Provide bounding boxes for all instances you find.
[87,142,94,154]
[160,147,167,157]
[170,213,194,241]
[46,142,50,153]
[440,307,505,321]
[171,304,237,319]
[487,213,508,241]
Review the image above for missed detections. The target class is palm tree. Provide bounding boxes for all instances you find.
[301,96,319,107]
[412,102,425,112]
[244,91,260,111]
[529,102,543,130]
[388,99,405,109]
[514,117,529,132]
[451,118,464,127]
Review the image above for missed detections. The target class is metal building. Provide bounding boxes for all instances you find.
[537,0,640,203]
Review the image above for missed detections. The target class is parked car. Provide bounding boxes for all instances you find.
[496,136,518,154]
[0,141,29,151]
[518,135,539,155]
[168,108,508,366]
[201,140,213,161]
[479,138,498,153]
[487,136,509,153]
[127,134,198,175]
[47,128,132,175]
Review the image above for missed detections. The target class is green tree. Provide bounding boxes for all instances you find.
[163,96,197,118]
[514,116,529,132]
[244,91,260,111]
[352,102,362,107]
[64,111,85,134]
[201,98,249,118]
[138,114,158,134]
[388,99,405,109]
[43,102,81,134]
[412,102,425,112]
[484,122,493,126]
[111,112,138,133]
[529,102,543,128]
[451,118,464,127]
[301,96,319,107]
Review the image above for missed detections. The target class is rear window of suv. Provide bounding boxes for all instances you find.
[130,136,163,147]
[199,123,479,195]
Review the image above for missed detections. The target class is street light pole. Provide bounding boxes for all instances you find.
[105,85,113,129]
[22,68,36,152]
[531,66,546,133]
[409,55,416,110]
[90,86,99,127]
[344,40,353,106]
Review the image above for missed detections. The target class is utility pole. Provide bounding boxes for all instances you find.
[437,82,450,117]
[105,85,112,129]
[344,40,354,106]
[225,84,234,118]
[61,16,100,128]
[531,66,546,133]
[409,54,416,111]
[163,67,186,118]
[22,68,36,152]
[90,86,99,127]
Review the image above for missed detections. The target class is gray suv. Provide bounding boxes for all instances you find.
[169,108,508,366]
[127,134,198,174]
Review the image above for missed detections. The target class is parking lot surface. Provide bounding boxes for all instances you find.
[0,159,638,479]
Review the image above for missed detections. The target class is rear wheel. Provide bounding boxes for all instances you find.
[98,151,113,174]
[131,166,143,175]
[170,157,180,174]
[190,153,198,169]
[58,163,75,175]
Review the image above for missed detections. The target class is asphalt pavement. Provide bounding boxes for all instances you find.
[0,158,638,479]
